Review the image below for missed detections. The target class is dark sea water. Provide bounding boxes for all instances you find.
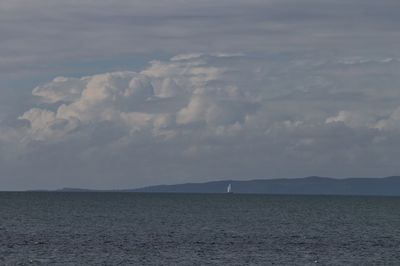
[1,193,400,265]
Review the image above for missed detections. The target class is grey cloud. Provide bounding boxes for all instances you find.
[2,0,400,77]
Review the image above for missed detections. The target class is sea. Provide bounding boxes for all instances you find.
[1,193,400,265]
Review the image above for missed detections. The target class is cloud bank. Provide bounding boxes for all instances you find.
[2,53,400,189]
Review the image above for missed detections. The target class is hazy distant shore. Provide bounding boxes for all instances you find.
[22,176,400,196]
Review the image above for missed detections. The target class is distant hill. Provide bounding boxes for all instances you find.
[50,176,400,196]
[130,176,400,196]
[56,187,96,192]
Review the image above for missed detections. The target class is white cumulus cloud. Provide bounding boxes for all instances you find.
[2,53,400,189]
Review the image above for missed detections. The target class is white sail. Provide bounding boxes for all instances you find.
[227,183,231,193]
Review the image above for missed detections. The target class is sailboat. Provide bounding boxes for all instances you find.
[227,183,232,193]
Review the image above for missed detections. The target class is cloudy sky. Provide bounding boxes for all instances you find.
[1,0,400,190]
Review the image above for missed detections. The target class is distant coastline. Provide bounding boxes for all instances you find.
[24,176,400,196]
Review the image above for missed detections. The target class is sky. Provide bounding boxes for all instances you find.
[1,0,400,190]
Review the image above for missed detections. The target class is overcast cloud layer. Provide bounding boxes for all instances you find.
[1,0,400,189]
